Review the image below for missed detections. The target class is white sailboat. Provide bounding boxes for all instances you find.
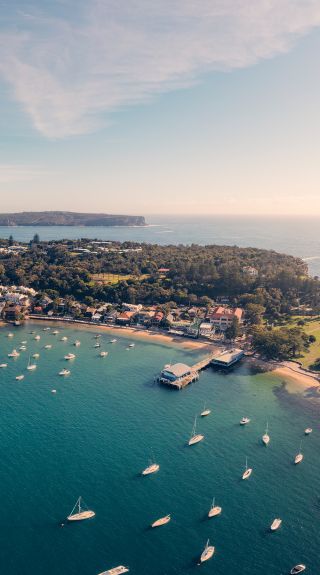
[61,336,68,341]
[27,355,37,370]
[34,335,41,340]
[208,497,222,518]
[74,340,81,347]
[0,363,8,368]
[262,422,270,446]
[200,539,215,563]
[109,339,117,343]
[100,351,108,357]
[270,518,282,531]
[188,416,204,445]
[44,344,52,349]
[98,567,129,575]
[294,441,303,464]
[242,457,252,479]
[151,514,171,528]
[16,375,24,380]
[305,428,312,435]
[142,451,160,475]
[67,496,95,521]
[201,403,211,417]
[33,353,40,359]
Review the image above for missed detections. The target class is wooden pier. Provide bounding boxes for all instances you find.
[159,352,217,390]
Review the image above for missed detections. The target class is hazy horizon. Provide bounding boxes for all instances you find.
[1,2,320,216]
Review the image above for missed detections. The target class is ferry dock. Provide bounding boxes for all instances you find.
[159,348,244,389]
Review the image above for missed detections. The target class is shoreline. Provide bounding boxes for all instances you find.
[21,316,219,353]
[255,358,320,393]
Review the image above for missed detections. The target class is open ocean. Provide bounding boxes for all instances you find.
[0,323,320,575]
[0,215,320,275]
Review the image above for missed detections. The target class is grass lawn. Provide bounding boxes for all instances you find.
[280,315,320,369]
[91,273,149,285]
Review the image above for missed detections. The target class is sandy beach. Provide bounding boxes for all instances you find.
[22,316,219,354]
[269,361,320,393]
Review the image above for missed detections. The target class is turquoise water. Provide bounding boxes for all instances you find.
[1,215,320,275]
[0,323,319,575]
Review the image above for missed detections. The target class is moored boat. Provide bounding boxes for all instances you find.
[151,514,171,527]
[240,417,250,425]
[67,496,95,521]
[109,339,117,343]
[200,539,215,563]
[27,355,37,370]
[100,351,108,357]
[262,422,270,446]
[98,566,129,575]
[294,441,303,464]
[59,368,70,376]
[201,403,211,417]
[270,518,282,531]
[34,335,41,340]
[8,349,20,358]
[305,428,312,435]
[0,363,8,368]
[64,353,76,360]
[16,375,24,380]
[290,565,306,574]
[74,340,81,347]
[142,462,160,476]
[188,416,204,445]
[208,498,222,518]
[44,344,52,349]
[242,457,252,480]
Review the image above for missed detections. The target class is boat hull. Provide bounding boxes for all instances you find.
[208,506,222,518]
[188,434,204,446]
[200,547,215,563]
[67,510,95,521]
[151,515,171,528]
[242,469,252,480]
[142,464,159,475]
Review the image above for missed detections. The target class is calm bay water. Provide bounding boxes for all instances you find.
[1,215,320,275]
[0,323,319,575]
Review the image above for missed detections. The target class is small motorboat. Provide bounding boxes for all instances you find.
[44,344,52,349]
[128,343,135,348]
[8,349,20,358]
[94,334,101,339]
[240,417,250,425]
[16,375,24,380]
[74,340,81,347]
[98,567,129,575]
[64,353,76,360]
[262,422,270,445]
[208,498,222,518]
[142,463,160,476]
[43,327,50,331]
[34,335,41,340]
[290,565,306,574]
[33,353,40,359]
[61,336,68,341]
[305,428,312,435]
[7,333,14,338]
[21,341,27,344]
[0,363,8,368]
[151,514,171,528]
[19,346,27,351]
[270,518,282,531]
[100,351,108,357]
[109,339,117,343]
[52,330,59,335]
[242,457,252,480]
[94,343,101,348]
[51,389,57,394]
[200,539,215,563]
[59,369,70,376]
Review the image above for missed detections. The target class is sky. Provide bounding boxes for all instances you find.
[1,0,320,217]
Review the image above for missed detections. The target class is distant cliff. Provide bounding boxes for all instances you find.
[0,211,146,227]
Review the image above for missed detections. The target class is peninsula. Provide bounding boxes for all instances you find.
[0,211,146,227]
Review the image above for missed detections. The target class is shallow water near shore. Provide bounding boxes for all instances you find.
[0,323,320,575]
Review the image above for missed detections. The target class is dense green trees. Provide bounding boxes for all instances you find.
[252,327,310,360]
[0,238,319,310]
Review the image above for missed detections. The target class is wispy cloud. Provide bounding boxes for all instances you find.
[1,0,320,138]
[0,164,47,183]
